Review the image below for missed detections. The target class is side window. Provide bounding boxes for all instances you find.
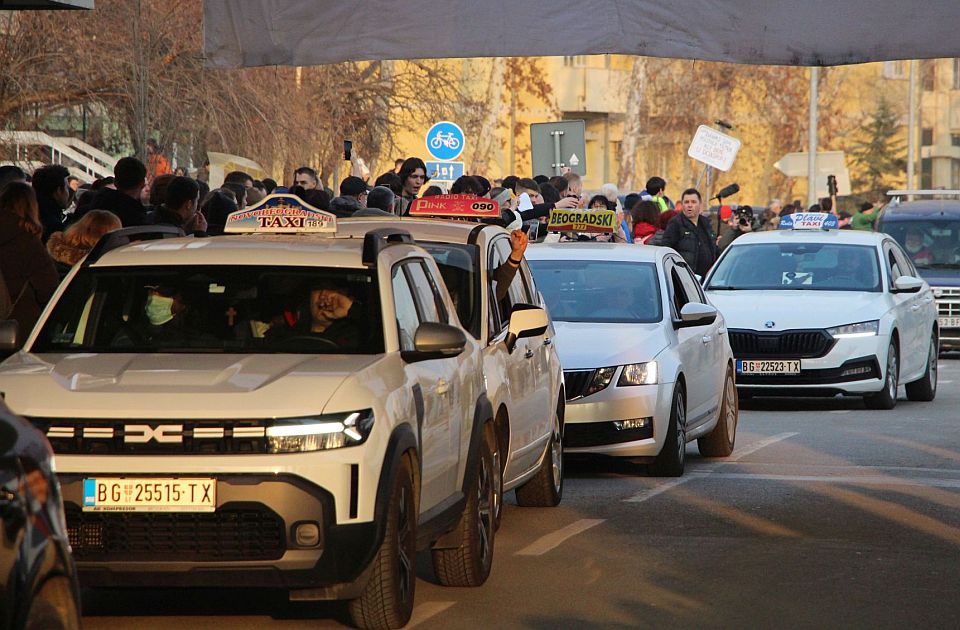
[669,265,690,317]
[406,261,446,324]
[886,245,903,285]
[890,243,917,278]
[491,237,531,322]
[391,266,421,351]
[677,263,706,304]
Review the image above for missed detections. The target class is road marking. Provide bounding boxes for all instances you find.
[691,471,960,489]
[515,518,605,556]
[623,477,694,503]
[940,380,953,384]
[729,432,799,461]
[407,601,456,627]
[829,410,852,414]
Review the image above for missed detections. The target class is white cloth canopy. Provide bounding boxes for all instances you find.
[203,0,960,68]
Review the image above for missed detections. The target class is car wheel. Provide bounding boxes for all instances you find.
[348,455,417,629]
[865,341,899,410]
[432,428,496,587]
[905,335,938,402]
[515,399,564,507]
[25,576,81,630]
[698,365,738,457]
[651,384,686,477]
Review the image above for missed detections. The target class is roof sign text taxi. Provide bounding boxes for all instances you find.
[224,194,337,233]
[778,212,839,231]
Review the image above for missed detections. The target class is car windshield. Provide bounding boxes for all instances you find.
[707,242,881,292]
[879,219,960,268]
[421,242,480,338]
[528,260,662,323]
[32,265,383,354]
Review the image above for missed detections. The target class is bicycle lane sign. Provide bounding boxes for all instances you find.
[425,121,465,161]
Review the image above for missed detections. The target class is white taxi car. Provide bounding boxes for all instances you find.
[704,213,938,409]
[526,241,738,477]
[0,196,538,629]
[340,208,565,514]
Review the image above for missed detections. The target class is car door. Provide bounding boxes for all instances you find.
[489,236,549,477]
[664,256,714,425]
[890,241,932,377]
[678,260,726,410]
[391,262,455,511]
[883,242,922,377]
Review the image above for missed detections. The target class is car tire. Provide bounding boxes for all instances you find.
[432,428,496,587]
[651,384,686,477]
[348,455,417,630]
[905,335,938,402]
[515,399,564,507]
[865,341,899,410]
[698,366,738,457]
[25,576,80,630]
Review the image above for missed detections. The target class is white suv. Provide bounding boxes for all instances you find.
[0,200,538,629]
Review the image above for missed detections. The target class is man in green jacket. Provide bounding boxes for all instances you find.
[851,201,878,231]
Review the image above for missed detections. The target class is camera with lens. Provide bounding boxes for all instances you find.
[734,205,754,227]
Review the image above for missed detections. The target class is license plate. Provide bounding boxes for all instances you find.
[736,359,801,375]
[938,317,960,328]
[83,478,216,512]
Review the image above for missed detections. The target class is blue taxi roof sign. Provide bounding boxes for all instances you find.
[778,212,838,231]
[224,194,337,233]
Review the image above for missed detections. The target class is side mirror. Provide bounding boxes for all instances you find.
[0,320,20,355]
[506,304,549,353]
[893,276,923,294]
[402,322,467,363]
[676,302,718,328]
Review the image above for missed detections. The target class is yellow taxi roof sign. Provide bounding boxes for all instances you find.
[224,194,337,233]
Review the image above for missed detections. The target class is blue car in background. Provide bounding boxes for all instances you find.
[876,194,960,352]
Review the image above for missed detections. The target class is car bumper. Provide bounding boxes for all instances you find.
[562,381,673,458]
[940,327,960,350]
[735,334,886,396]
[57,461,380,597]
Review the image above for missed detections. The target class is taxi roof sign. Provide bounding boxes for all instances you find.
[778,212,838,231]
[547,208,617,234]
[408,194,500,219]
[224,194,337,233]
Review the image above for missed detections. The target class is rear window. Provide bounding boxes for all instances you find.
[528,260,663,323]
[32,265,383,354]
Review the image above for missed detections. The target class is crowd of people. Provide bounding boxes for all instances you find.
[0,147,888,346]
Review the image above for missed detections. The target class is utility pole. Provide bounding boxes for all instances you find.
[907,60,918,197]
[807,66,819,209]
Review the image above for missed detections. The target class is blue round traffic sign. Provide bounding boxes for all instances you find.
[425,121,465,161]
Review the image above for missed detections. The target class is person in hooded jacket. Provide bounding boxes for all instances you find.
[0,182,60,343]
[46,210,122,278]
[630,199,662,244]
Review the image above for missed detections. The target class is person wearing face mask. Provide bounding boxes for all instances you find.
[903,229,933,266]
[113,285,203,347]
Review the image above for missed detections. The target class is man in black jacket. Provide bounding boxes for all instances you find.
[662,188,719,277]
[31,164,70,242]
[149,176,207,236]
[71,157,148,227]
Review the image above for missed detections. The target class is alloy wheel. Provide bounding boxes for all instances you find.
[477,454,493,566]
[676,391,686,466]
[887,349,898,401]
[396,486,414,607]
[550,412,563,494]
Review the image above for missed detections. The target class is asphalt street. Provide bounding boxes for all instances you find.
[82,359,960,629]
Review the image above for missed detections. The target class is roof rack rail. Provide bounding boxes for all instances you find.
[83,225,186,267]
[362,228,415,266]
[887,189,960,197]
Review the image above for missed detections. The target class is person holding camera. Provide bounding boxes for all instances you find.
[718,205,760,252]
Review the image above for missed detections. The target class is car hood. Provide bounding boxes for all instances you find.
[551,321,668,370]
[706,290,884,330]
[0,352,381,417]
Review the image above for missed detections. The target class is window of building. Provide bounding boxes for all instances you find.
[921,60,936,91]
[954,58,960,90]
[952,134,960,147]
[922,128,934,146]
[883,60,908,80]
[563,55,588,68]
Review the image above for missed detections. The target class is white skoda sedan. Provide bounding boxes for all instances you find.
[526,243,738,476]
[704,216,938,408]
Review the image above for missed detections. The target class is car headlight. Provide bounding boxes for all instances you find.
[585,367,617,397]
[618,361,659,386]
[826,320,879,339]
[266,410,374,453]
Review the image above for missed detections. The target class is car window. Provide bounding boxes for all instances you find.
[886,245,903,285]
[421,242,479,337]
[669,267,689,316]
[405,261,446,324]
[706,243,882,292]
[32,265,383,354]
[528,259,663,323]
[878,219,960,268]
[890,242,918,279]
[391,266,421,352]
[491,237,531,315]
[676,262,705,304]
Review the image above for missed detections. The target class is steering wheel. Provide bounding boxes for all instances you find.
[269,335,339,350]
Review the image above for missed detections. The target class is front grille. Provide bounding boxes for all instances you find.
[565,420,654,447]
[27,418,269,455]
[563,370,596,401]
[66,503,285,561]
[729,329,834,359]
[736,357,880,385]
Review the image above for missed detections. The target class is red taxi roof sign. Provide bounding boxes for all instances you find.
[408,194,500,218]
[223,194,337,233]
[547,208,617,234]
